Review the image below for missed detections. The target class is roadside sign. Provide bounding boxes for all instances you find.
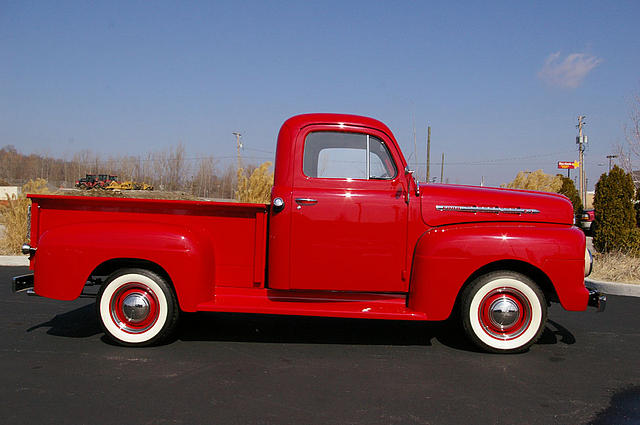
[558,161,579,169]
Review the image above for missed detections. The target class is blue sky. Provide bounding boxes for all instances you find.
[1,1,639,188]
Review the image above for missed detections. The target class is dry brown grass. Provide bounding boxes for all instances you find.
[591,251,640,284]
[55,188,199,201]
[0,179,49,254]
[503,169,563,193]
[235,162,274,204]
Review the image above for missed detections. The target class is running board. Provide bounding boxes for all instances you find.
[196,287,428,320]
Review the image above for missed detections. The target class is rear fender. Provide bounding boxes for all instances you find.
[33,221,214,311]
[408,223,588,320]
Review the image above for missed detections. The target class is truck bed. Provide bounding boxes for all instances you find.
[28,195,269,292]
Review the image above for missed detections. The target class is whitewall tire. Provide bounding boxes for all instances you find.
[97,268,179,346]
[461,271,547,354]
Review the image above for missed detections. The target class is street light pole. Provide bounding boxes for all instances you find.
[576,116,587,207]
[606,155,618,173]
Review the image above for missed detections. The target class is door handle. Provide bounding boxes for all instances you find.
[295,198,318,208]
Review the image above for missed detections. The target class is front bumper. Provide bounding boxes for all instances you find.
[587,288,606,312]
[12,274,34,294]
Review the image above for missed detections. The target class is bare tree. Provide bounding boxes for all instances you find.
[615,144,634,173]
[219,165,236,200]
[621,91,640,172]
[166,143,187,191]
[192,156,219,198]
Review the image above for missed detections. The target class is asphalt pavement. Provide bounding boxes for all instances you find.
[2,266,639,425]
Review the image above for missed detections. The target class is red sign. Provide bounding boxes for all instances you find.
[558,161,579,169]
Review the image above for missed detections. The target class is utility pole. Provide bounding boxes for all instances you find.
[440,152,445,183]
[426,126,431,182]
[606,154,618,173]
[232,132,243,172]
[576,116,587,207]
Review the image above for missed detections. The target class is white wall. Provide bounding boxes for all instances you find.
[0,186,20,201]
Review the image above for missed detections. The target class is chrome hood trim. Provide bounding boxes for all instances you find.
[436,205,540,215]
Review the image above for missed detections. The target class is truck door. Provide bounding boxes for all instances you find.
[287,126,408,292]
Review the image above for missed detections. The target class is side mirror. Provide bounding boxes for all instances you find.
[405,167,420,197]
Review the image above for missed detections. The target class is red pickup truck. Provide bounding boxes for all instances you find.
[12,113,605,353]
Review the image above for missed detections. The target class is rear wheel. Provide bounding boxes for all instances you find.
[461,271,546,354]
[97,268,179,346]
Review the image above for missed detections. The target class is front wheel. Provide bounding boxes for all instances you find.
[461,271,547,354]
[97,268,179,346]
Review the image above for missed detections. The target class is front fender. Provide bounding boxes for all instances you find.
[34,221,214,311]
[408,223,588,320]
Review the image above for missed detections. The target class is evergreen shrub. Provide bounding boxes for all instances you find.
[592,166,637,254]
[557,175,583,215]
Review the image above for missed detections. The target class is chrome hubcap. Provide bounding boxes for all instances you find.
[109,282,160,334]
[479,287,532,341]
[489,297,520,329]
[122,293,150,323]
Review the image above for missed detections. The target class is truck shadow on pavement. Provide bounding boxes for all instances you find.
[179,312,444,347]
[176,312,577,353]
[27,303,100,338]
[26,305,576,352]
[537,319,576,345]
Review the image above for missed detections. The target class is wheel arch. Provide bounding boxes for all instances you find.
[408,256,557,321]
[457,260,558,308]
[89,258,178,307]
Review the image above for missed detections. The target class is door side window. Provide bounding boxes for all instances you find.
[303,131,397,179]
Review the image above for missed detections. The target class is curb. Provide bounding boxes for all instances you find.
[0,256,29,267]
[586,278,640,298]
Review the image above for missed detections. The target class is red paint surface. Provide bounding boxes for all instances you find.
[25,113,590,321]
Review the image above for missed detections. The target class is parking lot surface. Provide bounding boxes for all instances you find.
[2,266,639,425]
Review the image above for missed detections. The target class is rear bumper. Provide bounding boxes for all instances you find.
[579,221,592,230]
[587,288,606,312]
[12,274,34,294]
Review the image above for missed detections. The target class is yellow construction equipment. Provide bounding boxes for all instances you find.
[106,181,153,191]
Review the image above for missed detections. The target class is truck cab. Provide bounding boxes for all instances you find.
[269,115,411,293]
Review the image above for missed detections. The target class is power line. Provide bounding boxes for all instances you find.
[410,150,575,166]
[243,147,275,154]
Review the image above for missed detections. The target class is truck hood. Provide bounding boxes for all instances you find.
[420,184,574,227]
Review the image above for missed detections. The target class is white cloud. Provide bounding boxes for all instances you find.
[538,52,602,88]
